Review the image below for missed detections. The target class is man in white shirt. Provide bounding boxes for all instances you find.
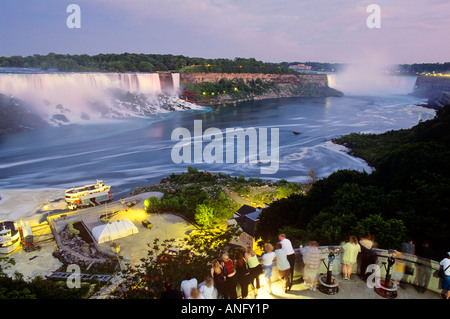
[440,252,450,299]
[180,273,198,299]
[279,233,295,290]
[275,242,291,293]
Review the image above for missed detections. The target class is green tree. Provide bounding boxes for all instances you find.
[194,204,214,228]
[108,61,127,72]
[351,214,407,250]
[138,61,155,72]
[144,197,162,213]
[56,58,78,71]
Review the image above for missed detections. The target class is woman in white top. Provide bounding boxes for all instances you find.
[261,243,275,294]
[199,276,215,299]
[341,236,361,280]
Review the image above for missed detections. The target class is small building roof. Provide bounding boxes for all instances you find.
[235,204,257,216]
[234,207,265,237]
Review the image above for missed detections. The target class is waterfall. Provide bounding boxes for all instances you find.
[0,72,163,100]
[171,73,180,92]
[327,74,337,89]
[0,72,191,124]
[326,71,417,96]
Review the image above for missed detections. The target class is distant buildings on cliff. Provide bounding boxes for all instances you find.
[288,64,312,71]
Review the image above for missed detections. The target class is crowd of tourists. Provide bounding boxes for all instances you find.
[159,234,450,300]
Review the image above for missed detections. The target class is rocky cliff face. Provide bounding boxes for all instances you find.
[179,72,341,104]
[413,76,450,109]
[180,72,328,87]
[0,94,48,134]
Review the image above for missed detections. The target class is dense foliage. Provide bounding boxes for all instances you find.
[183,77,281,102]
[116,225,242,299]
[182,77,342,104]
[256,105,450,259]
[142,168,240,227]
[139,167,304,228]
[396,62,450,75]
[2,54,448,75]
[0,257,96,299]
[0,53,297,74]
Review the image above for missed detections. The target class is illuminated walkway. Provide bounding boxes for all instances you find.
[250,275,442,299]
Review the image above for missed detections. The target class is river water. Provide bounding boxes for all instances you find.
[0,74,435,199]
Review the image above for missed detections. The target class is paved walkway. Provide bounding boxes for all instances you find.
[244,275,442,300]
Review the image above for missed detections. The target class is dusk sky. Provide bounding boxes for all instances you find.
[1,0,449,64]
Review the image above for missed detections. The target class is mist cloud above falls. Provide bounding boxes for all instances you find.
[330,62,416,96]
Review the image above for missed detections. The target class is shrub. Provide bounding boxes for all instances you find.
[68,221,80,235]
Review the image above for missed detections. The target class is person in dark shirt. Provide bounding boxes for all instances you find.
[414,241,433,293]
[160,281,183,299]
[221,252,238,299]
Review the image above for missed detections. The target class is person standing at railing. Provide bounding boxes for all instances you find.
[300,241,322,291]
[415,241,433,293]
[211,259,226,299]
[359,234,377,281]
[278,233,296,290]
[401,238,416,256]
[439,252,450,299]
[261,243,275,294]
[221,252,238,299]
[234,251,250,299]
[341,236,361,280]
[275,242,291,293]
[245,248,261,298]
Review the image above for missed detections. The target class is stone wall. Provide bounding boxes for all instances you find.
[266,246,444,295]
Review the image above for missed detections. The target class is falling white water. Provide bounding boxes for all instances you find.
[326,65,417,96]
[0,72,194,125]
[0,72,161,98]
[171,73,180,92]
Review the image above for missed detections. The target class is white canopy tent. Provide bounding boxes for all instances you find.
[92,219,139,244]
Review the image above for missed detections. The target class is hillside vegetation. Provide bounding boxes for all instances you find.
[256,105,450,259]
[0,53,297,74]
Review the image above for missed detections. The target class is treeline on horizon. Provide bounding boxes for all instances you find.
[256,104,450,260]
[0,53,297,74]
[282,61,450,74]
[1,53,449,75]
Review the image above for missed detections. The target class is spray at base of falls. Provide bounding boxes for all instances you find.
[326,65,418,96]
[0,72,198,125]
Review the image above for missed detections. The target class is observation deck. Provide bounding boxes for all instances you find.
[249,246,444,299]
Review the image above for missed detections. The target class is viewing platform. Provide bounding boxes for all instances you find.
[244,246,444,300]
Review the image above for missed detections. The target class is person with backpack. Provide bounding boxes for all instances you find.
[439,252,450,299]
[221,252,238,299]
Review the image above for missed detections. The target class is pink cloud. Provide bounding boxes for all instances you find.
[75,0,450,63]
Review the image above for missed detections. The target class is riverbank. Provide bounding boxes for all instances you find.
[0,189,66,224]
[200,84,343,107]
[411,75,450,110]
